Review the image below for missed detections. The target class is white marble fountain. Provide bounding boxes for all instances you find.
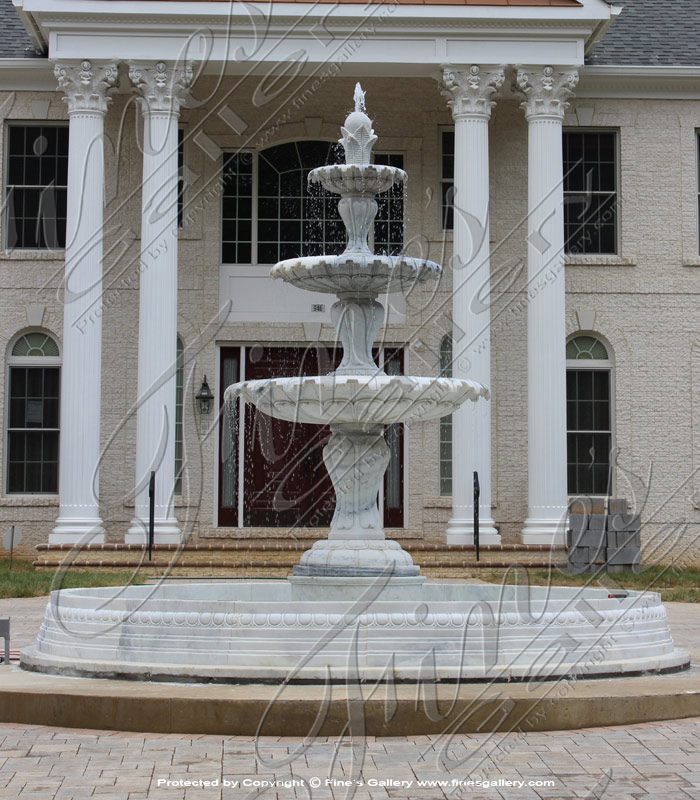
[21,87,689,682]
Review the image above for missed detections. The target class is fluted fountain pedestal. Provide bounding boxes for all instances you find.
[292,425,419,576]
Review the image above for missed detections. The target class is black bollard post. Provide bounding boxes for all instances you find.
[148,471,155,562]
[473,471,480,562]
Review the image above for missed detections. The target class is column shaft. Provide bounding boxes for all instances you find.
[51,61,117,545]
[127,61,193,543]
[441,66,504,545]
[128,111,180,542]
[524,117,568,542]
[516,67,578,545]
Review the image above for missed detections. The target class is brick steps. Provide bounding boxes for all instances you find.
[33,541,566,575]
[33,558,564,569]
[36,542,561,552]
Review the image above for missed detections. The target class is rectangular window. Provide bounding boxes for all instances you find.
[5,124,68,249]
[373,153,404,256]
[7,366,60,493]
[174,338,183,495]
[221,152,253,265]
[177,128,185,229]
[566,370,612,495]
[441,130,454,231]
[221,144,405,265]
[563,131,618,255]
[439,335,453,496]
[697,132,700,253]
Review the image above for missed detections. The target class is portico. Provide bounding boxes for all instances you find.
[14,0,615,548]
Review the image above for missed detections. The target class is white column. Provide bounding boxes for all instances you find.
[51,61,118,545]
[440,66,504,546]
[515,66,579,545]
[126,62,193,544]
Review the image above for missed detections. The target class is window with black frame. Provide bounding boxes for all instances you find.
[566,335,613,496]
[6,332,61,494]
[439,334,453,496]
[5,125,68,249]
[373,152,404,256]
[563,131,618,255]
[177,128,185,228]
[440,130,455,231]
[221,141,405,264]
[697,132,700,253]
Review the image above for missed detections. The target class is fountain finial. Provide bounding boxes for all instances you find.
[339,84,377,165]
[353,82,366,113]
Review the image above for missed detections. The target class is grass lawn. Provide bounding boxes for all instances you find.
[0,558,151,599]
[482,564,700,603]
[2,557,699,602]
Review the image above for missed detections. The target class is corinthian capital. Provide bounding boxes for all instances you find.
[440,66,505,120]
[54,61,118,114]
[514,66,579,120]
[128,61,194,116]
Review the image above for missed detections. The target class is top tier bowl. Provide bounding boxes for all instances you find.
[310,163,406,196]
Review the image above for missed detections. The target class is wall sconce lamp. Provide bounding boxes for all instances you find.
[195,375,214,414]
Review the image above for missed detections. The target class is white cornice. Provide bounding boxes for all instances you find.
[10,0,616,73]
[583,65,700,77]
[0,58,55,90]
[578,65,700,99]
[18,0,612,24]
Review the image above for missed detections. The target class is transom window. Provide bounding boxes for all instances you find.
[5,124,68,249]
[221,141,404,265]
[564,131,618,255]
[6,331,61,493]
[566,335,613,496]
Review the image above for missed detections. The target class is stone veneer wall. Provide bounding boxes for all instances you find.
[1,76,700,563]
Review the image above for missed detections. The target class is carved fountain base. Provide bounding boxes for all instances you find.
[293,425,419,577]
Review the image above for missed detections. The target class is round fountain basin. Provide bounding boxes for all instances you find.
[225,375,488,426]
[271,253,441,295]
[21,580,689,682]
[309,163,405,195]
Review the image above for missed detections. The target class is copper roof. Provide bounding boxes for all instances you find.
[255,0,584,4]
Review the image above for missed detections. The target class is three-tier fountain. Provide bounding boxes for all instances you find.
[21,87,688,682]
[230,84,487,580]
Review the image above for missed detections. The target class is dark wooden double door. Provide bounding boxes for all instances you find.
[218,345,404,529]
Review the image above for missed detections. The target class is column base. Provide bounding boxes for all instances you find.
[446,517,501,546]
[521,516,567,547]
[126,517,181,545]
[50,518,105,546]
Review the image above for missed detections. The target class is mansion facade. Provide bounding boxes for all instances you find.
[1,0,700,562]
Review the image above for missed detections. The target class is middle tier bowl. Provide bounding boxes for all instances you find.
[271,253,441,295]
[226,375,488,427]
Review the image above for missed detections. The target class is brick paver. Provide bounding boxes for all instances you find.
[1,719,700,799]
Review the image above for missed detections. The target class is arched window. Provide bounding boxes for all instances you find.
[566,334,613,496]
[439,335,453,496]
[6,331,61,493]
[174,337,184,495]
[221,141,405,265]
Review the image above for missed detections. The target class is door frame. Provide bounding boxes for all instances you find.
[216,342,407,529]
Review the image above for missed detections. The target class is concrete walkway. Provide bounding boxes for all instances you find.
[1,596,700,799]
